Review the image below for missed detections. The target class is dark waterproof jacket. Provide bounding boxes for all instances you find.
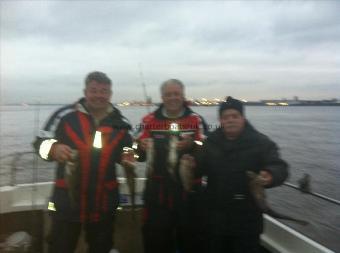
[197,122,288,235]
[33,98,132,222]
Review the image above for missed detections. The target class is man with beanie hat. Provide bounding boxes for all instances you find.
[195,96,288,253]
[219,96,244,116]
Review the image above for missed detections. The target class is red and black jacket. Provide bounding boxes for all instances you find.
[136,104,208,210]
[33,98,132,222]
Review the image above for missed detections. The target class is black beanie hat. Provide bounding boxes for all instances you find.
[219,96,244,116]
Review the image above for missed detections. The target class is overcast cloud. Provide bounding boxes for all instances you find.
[1,1,339,103]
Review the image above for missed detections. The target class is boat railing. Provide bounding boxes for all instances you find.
[0,150,46,187]
[1,151,340,207]
[283,182,340,206]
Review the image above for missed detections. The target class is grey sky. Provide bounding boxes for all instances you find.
[1,1,339,104]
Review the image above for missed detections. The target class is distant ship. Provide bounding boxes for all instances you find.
[259,98,340,106]
[185,98,340,107]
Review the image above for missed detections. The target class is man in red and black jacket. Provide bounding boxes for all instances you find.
[136,79,208,253]
[33,71,133,253]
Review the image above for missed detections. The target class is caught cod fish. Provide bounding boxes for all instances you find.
[123,164,137,216]
[167,135,178,180]
[247,171,309,226]
[179,154,195,192]
[64,150,80,207]
[122,148,137,217]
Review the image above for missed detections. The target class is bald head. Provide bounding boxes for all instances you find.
[160,79,185,96]
[160,79,186,117]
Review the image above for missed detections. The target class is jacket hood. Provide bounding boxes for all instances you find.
[208,120,261,147]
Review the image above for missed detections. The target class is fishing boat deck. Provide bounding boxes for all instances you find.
[0,181,336,253]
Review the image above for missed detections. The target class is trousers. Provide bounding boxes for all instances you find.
[47,214,114,253]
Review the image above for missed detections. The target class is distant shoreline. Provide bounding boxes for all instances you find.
[2,103,340,107]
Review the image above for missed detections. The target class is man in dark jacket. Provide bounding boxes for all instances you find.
[197,96,288,253]
[136,79,208,253]
[33,71,133,253]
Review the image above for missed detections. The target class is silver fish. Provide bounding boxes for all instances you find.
[247,171,309,226]
[167,135,178,180]
[64,149,80,207]
[179,154,195,192]
[122,147,137,213]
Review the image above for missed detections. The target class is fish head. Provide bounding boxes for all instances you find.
[247,170,266,186]
[247,170,267,211]
[247,171,257,180]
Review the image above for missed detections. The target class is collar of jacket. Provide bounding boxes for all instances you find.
[75,98,132,130]
[208,121,261,151]
[154,103,194,120]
